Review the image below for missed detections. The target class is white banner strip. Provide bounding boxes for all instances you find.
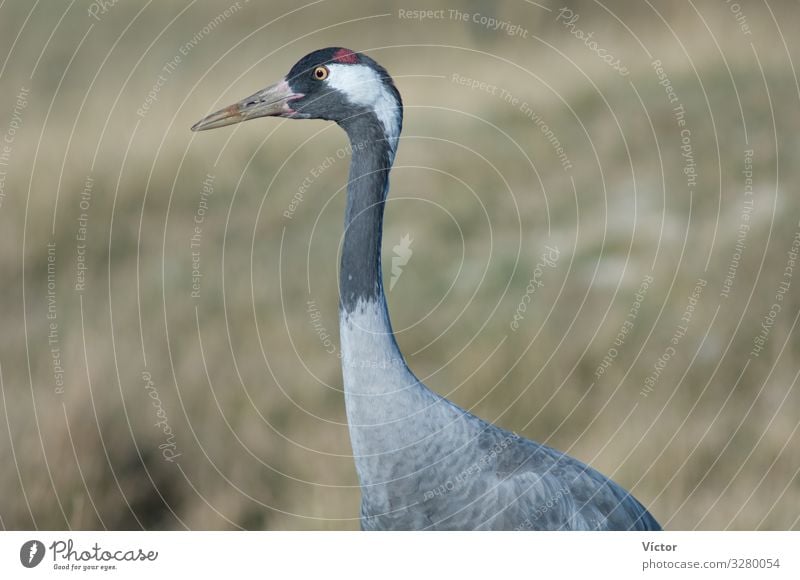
[1,531,797,579]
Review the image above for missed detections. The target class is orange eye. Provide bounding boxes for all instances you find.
[313,66,329,80]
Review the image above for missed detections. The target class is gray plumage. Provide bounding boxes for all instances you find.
[192,47,661,531]
[340,274,660,531]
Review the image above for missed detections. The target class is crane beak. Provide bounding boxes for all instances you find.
[191,78,303,131]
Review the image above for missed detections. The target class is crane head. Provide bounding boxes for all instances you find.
[191,47,402,140]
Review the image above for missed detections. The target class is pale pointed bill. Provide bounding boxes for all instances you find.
[191,78,303,131]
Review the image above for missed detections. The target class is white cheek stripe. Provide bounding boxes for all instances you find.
[326,63,400,151]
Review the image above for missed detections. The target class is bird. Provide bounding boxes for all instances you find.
[191,47,661,531]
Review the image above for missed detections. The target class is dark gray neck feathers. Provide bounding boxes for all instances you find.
[339,111,397,313]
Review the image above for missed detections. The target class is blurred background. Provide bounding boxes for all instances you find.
[0,0,798,530]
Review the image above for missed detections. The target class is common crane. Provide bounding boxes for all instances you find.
[192,47,661,531]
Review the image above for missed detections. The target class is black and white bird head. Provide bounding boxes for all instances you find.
[192,47,402,150]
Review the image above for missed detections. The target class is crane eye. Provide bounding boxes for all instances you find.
[313,66,329,80]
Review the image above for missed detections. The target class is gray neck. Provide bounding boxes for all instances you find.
[337,113,433,453]
[339,113,395,312]
[336,113,470,502]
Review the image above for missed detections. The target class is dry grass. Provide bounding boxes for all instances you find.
[0,0,799,530]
